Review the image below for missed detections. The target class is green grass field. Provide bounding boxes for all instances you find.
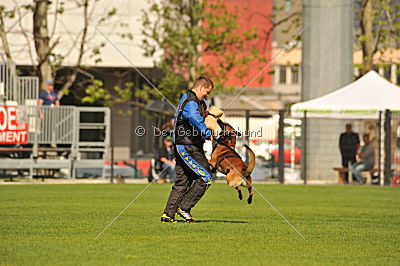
[1,183,399,265]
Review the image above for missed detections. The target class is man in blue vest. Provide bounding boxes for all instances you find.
[161,76,214,223]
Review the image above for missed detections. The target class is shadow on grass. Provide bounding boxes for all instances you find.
[177,219,248,224]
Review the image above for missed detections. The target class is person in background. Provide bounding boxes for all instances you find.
[159,136,176,183]
[38,80,60,149]
[339,123,360,183]
[350,133,375,184]
[161,117,174,136]
[38,80,60,119]
[39,80,60,107]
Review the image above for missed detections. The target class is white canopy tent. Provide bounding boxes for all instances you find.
[291,71,400,119]
[291,71,400,186]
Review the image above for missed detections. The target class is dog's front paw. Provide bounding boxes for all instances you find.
[238,190,243,200]
[247,195,253,204]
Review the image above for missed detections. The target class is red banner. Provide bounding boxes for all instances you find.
[0,106,28,144]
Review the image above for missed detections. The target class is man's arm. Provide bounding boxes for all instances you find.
[158,145,175,165]
[182,101,212,139]
[355,134,360,152]
[160,157,175,165]
[38,97,44,119]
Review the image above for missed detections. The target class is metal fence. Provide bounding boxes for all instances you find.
[130,108,300,182]
[37,106,76,144]
[0,61,17,101]
[300,110,400,185]
[0,61,111,179]
[16,77,39,105]
[221,109,301,182]
[0,105,110,179]
[1,61,38,105]
[223,109,278,181]
[18,105,77,145]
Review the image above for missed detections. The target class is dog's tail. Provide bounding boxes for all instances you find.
[243,144,256,177]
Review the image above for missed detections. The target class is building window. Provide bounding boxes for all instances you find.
[279,65,286,84]
[291,65,299,84]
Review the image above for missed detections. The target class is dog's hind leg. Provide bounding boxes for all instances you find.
[235,187,243,200]
[246,176,254,204]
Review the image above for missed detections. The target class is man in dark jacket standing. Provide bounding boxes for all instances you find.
[339,123,360,183]
[161,77,214,223]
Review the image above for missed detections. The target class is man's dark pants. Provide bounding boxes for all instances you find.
[163,144,211,218]
[341,153,356,183]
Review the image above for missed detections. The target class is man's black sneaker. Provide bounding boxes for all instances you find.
[161,213,177,223]
[176,208,196,223]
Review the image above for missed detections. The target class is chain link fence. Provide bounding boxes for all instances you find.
[218,109,301,182]
[130,108,302,182]
[299,110,400,185]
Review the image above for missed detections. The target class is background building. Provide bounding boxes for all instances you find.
[1,0,159,160]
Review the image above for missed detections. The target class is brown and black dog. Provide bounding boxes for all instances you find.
[208,120,256,204]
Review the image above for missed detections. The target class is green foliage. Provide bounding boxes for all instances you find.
[0,184,399,264]
[82,79,133,113]
[57,2,65,14]
[98,7,117,24]
[140,0,265,104]
[355,0,400,73]
[0,5,15,19]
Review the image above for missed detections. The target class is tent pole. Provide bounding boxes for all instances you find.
[301,111,307,184]
[384,110,392,185]
[380,111,384,186]
[278,109,285,184]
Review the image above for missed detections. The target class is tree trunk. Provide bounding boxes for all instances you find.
[0,9,12,61]
[361,0,374,74]
[33,0,52,91]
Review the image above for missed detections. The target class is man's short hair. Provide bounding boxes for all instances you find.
[363,133,369,138]
[192,76,214,90]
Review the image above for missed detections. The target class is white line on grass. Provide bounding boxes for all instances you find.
[224,159,306,239]
[95,27,176,111]
[223,27,306,109]
[95,161,174,239]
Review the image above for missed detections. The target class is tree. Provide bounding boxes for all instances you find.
[82,79,135,113]
[0,5,13,61]
[257,0,302,50]
[0,0,117,100]
[33,0,53,91]
[355,0,400,75]
[138,0,266,105]
[84,1,300,108]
